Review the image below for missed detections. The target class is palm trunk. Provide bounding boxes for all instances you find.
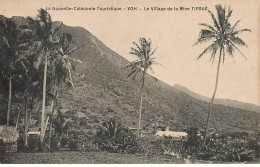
[137,89,144,139]
[15,111,20,129]
[7,75,12,126]
[43,95,55,140]
[137,70,146,139]
[40,53,48,144]
[24,94,28,147]
[29,97,34,125]
[48,90,58,149]
[203,46,223,145]
[67,67,74,88]
[48,119,52,149]
[0,84,2,108]
[43,116,49,139]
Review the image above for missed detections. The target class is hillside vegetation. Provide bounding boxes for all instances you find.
[1,15,259,136]
[57,23,259,134]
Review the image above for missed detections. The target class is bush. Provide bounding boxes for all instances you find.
[0,126,19,143]
[137,137,165,156]
[94,119,138,153]
[138,127,260,162]
[157,127,260,162]
[28,135,39,152]
[68,138,78,150]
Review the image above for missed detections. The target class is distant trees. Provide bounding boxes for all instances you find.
[126,38,158,139]
[194,4,250,144]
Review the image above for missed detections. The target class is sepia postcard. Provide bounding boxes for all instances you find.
[0,0,259,164]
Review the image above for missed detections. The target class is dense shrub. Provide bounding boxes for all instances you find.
[0,126,19,143]
[146,127,260,162]
[94,119,138,153]
[27,135,39,152]
[137,137,167,156]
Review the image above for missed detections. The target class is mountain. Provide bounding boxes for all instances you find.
[2,15,259,135]
[173,84,260,113]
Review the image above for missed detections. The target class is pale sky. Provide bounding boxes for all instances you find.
[0,0,259,105]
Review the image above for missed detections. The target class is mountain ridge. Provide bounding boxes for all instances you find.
[173,84,260,113]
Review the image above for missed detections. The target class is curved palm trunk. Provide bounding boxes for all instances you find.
[137,70,146,139]
[137,88,144,139]
[203,46,223,145]
[7,75,12,126]
[40,53,48,144]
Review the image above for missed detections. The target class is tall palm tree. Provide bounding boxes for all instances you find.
[126,38,158,139]
[47,33,78,148]
[0,19,22,126]
[23,9,63,144]
[193,4,250,144]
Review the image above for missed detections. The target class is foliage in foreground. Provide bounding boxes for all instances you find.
[138,127,260,162]
[0,126,19,143]
[94,119,138,153]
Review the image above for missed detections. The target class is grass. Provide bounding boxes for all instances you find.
[2,151,185,164]
[3,151,257,164]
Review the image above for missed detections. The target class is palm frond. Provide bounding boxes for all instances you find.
[199,23,217,32]
[149,66,155,74]
[26,17,40,32]
[193,29,215,46]
[230,20,240,32]
[208,9,220,31]
[226,42,234,56]
[149,47,158,58]
[215,4,226,30]
[130,47,142,58]
[131,68,141,81]
[53,22,63,35]
[225,6,233,28]
[37,9,52,30]
[132,41,142,53]
[230,36,247,46]
[65,46,77,55]
[139,68,147,88]
[230,41,247,61]
[18,60,29,78]
[127,67,139,79]
[200,29,215,38]
[231,28,251,35]
[130,60,143,68]
[124,60,141,69]
[127,38,158,86]
[197,42,219,60]
[193,36,215,46]
[209,46,217,64]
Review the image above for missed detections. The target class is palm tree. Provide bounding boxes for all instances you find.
[55,33,78,88]
[193,4,250,144]
[0,19,22,126]
[24,9,63,144]
[126,38,158,139]
[47,33,78,148]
